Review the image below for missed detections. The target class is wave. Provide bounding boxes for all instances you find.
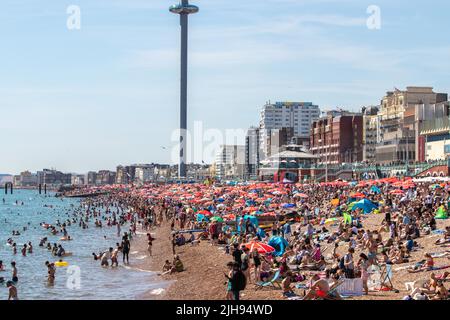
[122,265,154,274]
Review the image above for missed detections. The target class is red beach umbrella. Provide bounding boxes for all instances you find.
[243,241,275,254]
[198,210,212,216]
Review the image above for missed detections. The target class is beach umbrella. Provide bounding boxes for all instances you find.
[260,212,277,217]
[293,193,308,199]
[198,210,212,216]
[282,203,296,209]
[243,241,275,254]
[223,214,236,221]
[210,216,224,222]
[244,206,258,213]
[349,199,378,214]
[350,192,366,198]
[389,189,405,195]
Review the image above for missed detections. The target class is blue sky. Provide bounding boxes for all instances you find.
[1,0,449,174]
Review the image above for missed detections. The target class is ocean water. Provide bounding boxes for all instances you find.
[0,189,167,300]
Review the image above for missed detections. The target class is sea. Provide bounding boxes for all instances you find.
[0,189,167,300]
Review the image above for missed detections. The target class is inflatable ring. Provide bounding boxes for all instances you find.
[55,261,69,267]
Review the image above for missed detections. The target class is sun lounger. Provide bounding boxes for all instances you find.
[255,270,282,290]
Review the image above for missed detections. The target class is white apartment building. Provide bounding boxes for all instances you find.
[135,167,155,183]
[259,102,320,159]
[260,102,320,137]
[215,145,245,180]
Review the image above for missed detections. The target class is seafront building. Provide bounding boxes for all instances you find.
[362,106,381,163]
[259,144,318,182]
[419,101,450,160]
[244,126,261,181]
[71,175,85,186]
[115,165,137,184]
[259,101,320,159]
[13,171,38,187]
[36,169,72,186]
[310,110,364,165]
[215,145,245,181]
[376,87,448,164]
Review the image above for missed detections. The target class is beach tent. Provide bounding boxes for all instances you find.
[267,236,289,257]
[349,199,378,214]
[435,206,448,219]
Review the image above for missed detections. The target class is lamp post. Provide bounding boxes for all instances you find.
[170,1,199,179]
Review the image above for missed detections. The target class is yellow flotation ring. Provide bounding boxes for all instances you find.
[55,261,69,267]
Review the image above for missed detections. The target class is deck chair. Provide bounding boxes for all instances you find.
[255,270,282,290]
[379,264,395,290]
[322,280,345,300]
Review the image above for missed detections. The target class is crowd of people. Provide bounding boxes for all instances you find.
[2,176,450,300]
[105,177,449,300]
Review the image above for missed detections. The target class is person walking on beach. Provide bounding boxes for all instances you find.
[147,233,153,256]
[227,262,246,300]
[171,233,177,255]
[121,234,130,265]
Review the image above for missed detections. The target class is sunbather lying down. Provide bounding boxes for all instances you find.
[435,238,450,245]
